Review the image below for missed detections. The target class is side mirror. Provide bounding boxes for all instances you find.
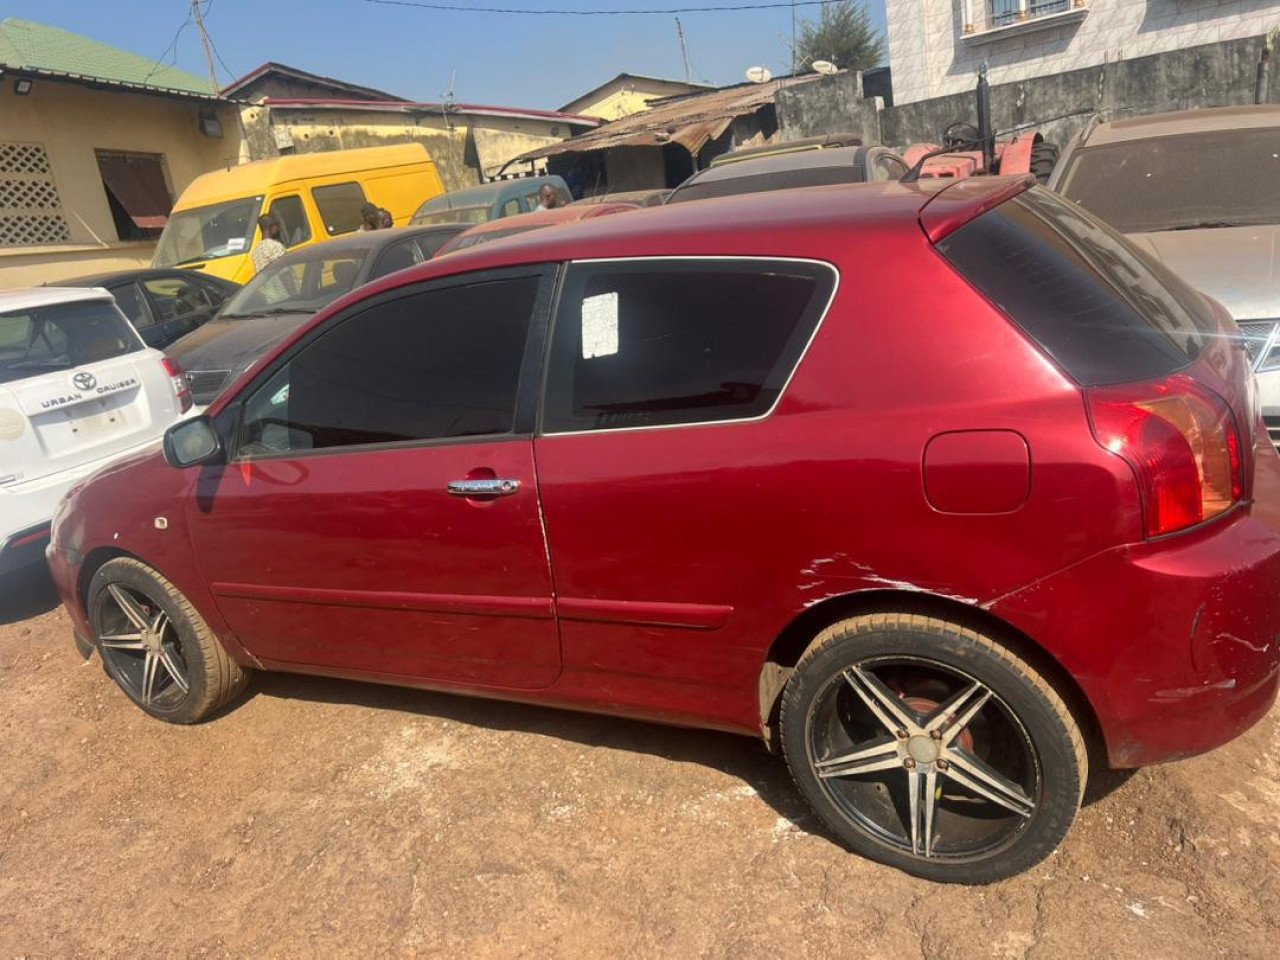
[163,416,224,468]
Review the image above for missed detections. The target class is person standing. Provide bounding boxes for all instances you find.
[251,215,286,274]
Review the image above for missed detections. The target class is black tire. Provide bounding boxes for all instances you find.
[780,613,1086,884]
[88,557,249,723]
[1029,140,1060,184]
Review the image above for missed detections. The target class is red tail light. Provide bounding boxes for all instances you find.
[161,356,193,413]
[1087,374,1243,538]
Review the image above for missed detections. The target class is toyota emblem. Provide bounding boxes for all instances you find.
[72,371,97,391]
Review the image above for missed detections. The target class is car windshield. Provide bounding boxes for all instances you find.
[0,299,140,385]
[410,204,495,226]
[153,196,263,266]
[1056,127,1280,233]
[220,250,369,319]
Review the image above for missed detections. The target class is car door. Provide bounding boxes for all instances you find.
[140,274,219,347]
[185,265,561,689]
[532,257,837,724]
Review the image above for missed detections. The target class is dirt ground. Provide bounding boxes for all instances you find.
[1,564,1277,959]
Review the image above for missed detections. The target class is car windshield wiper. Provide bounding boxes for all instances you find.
[171,253,223,266]
[1164,220,1250,231]
[221,306,304,320]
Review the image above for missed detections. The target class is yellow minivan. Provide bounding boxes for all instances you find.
[151,144,445,284]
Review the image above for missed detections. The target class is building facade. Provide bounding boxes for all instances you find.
[0,19,241,287]
[559,74,715,120]
[886,0,1280,104]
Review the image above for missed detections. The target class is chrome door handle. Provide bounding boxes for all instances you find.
[447,477,521,497]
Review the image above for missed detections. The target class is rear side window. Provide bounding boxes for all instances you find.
[312,182,368,236]
[0,300,140,385]
[936,188,1214,386]
[542,259,835,433]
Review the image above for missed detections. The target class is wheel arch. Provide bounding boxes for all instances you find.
[78,546,141,613]
[757,589,1105,764]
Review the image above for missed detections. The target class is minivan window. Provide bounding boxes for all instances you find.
[268,195,312,247]
[542,260,834,433]
[238,276,541,456]
[937,187,1214,386]
[152,196,262,267]
[312,182,369,236]
[0,300,140,385]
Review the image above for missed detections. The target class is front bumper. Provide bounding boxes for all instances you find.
[991,502,1280,769]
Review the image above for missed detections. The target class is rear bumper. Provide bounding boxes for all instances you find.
[991,500,1280,768]
[0,523,51,576]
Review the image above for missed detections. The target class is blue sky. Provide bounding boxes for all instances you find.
[5,0,888,110]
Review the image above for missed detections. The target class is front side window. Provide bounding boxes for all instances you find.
[0,299,140,385]
[143,276,215,321]
[267,195,312,247]
[312,182,369,236]
[239,275,542,457]
[542,260,835,434]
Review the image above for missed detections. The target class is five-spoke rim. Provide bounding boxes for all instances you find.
[95,583,190,708]
[807,656,1039,861]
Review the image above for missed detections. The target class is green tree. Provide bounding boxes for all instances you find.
[795,0,885,73]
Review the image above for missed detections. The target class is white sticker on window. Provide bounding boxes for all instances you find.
[581,291,619,359]
[227,237,246,251]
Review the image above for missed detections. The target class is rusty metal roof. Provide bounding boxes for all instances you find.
[507,75,828,166]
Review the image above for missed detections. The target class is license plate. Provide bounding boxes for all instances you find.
[69,405,127,437]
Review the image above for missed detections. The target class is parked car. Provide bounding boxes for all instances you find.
[47,178,1280,885]
[570,188,670,208]
[1049,104,1280,447]
[151,144,446,284]
[1,287,191,576]
[410,175,571,227]
[50,268,239,349]
[665,144,909,205]
[434,202,638,256]
[167,224,465,406]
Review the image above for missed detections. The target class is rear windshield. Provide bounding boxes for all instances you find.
[668,166,863,204]
[221,250,369,318]
[1056,127,1280,233]
[936,187,1216,386]
[437,225,539,255]
[0,299,141,385]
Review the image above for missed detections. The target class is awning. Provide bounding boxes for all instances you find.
[96,154,173,229]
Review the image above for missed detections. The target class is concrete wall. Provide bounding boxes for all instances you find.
[0,78,241,288]
[561,78,710,119]
[778,35,1274,151]
[887,0,1280,105]
[240,105,578,192]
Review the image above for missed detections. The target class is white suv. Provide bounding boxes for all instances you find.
[0,287,191,576]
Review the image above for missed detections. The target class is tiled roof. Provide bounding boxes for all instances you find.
[0,18,217,98]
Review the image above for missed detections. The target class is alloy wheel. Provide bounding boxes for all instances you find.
[806,656,1040,860]
[96,583,190,708]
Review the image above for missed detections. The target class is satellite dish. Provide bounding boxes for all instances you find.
[812,60,838,75]
[745,65,773,84]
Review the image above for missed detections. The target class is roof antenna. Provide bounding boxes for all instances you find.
[676,17,692,84]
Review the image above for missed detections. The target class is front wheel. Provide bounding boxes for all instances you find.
[780,613,1087,884]
[89,557,250,723]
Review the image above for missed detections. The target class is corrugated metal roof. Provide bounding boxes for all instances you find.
[0,18,217,98]
[509,74,827,166]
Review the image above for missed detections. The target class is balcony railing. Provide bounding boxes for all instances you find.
[963,0,1086,37]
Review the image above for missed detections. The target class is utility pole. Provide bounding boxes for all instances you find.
[791,0,797,75]
[676,17,692,84]
[191,0,220,93]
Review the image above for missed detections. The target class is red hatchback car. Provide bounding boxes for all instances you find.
[47,176,1280,883]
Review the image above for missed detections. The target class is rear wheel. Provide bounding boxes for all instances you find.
[89,558,249,723]
[780,613,1086,884]
[1029,140,1060,184]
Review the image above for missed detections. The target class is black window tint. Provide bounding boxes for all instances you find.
[312,182,368,236]
[268,195,312,246]
[936,188,1214,386]
[110,282,150,327]
[543,260,833,433]
[369,240,421,280]
[239,276,541,456]
[0,300,140,385]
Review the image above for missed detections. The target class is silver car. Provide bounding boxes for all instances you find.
[1050,105,1280,446]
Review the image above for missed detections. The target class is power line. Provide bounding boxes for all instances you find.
[362,0,840,15]
[140,12,194,86]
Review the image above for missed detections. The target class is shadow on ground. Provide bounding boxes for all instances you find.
[0,563,61,625]
[250,668,1142,831]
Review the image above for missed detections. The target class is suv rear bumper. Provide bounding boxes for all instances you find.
[0,522,52,576]
[990,501,1280,768]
